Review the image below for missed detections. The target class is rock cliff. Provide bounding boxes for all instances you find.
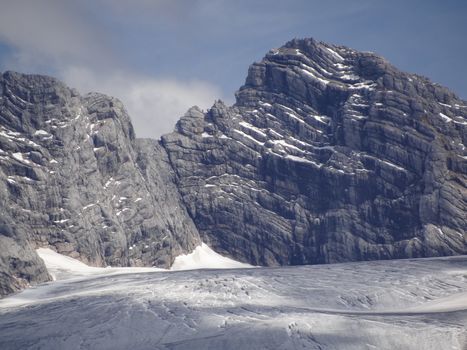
[162,38,466,266]
[1,37,466,296]
[0,72,200,296]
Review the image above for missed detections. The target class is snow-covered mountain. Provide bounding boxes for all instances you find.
[0,251,465,349]
[0,37,466,297]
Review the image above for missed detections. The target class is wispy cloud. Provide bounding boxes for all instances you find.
[0,0,224,138]
[63,66,222,138]
[0,0,115,69]
[0,0,466,128]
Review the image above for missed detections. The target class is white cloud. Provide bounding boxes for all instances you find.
[0,0,224,139]
[0,0,114,68]
[62,67,222,138]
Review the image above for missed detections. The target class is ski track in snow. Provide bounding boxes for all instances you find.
[0,248,466,350]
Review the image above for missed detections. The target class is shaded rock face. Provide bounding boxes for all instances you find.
[0,72,200,296]
[162,38,466,266]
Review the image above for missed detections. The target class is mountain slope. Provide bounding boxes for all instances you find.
[0,37,466,297]
[162,38,466,266]
[0,72,200,296]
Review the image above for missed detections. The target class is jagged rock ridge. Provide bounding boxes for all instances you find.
[162,38,466,266]
[0,72,200,296]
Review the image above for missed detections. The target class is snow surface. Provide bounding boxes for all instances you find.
[325,47,345,61]
[0,253,465,349]
[239,121,267,138]
[300,68,330,85]
[34,244,252,281]
[34,247,164,281]
[171,243,253,271]
[233,129,265,145]
[12,152,30,164]
[33,129,49,136]
[440,112,453,122]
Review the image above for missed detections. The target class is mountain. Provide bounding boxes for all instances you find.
[0,72,200,296]
[1,252,466,350]
[163,38,466,265]
[1,38,466,296]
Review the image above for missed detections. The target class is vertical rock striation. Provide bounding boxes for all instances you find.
[162,38,466,266]
[1,37,466,296]
[0,72,200,296]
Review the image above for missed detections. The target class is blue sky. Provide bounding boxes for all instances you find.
[0,0,466,137]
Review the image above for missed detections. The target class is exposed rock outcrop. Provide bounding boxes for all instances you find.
[162,38,466,266]
[0,72,200,296]
[1,37,466,296]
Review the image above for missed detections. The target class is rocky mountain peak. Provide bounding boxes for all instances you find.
[164,37,466,266]
[1,38,466,297]
[0,71,201,296]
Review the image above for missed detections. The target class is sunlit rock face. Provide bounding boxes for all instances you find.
[0,72,200,296]
[162,38,466,266]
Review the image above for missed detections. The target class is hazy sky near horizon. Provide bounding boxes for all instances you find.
[0,0,466,138]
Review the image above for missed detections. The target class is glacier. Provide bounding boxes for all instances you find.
[0,248,465,349]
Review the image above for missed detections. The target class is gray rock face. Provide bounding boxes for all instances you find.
[162,38,466,266]
[1,37,466,297]
[0,71,200,296]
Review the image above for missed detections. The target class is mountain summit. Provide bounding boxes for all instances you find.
[1,38,466,296]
